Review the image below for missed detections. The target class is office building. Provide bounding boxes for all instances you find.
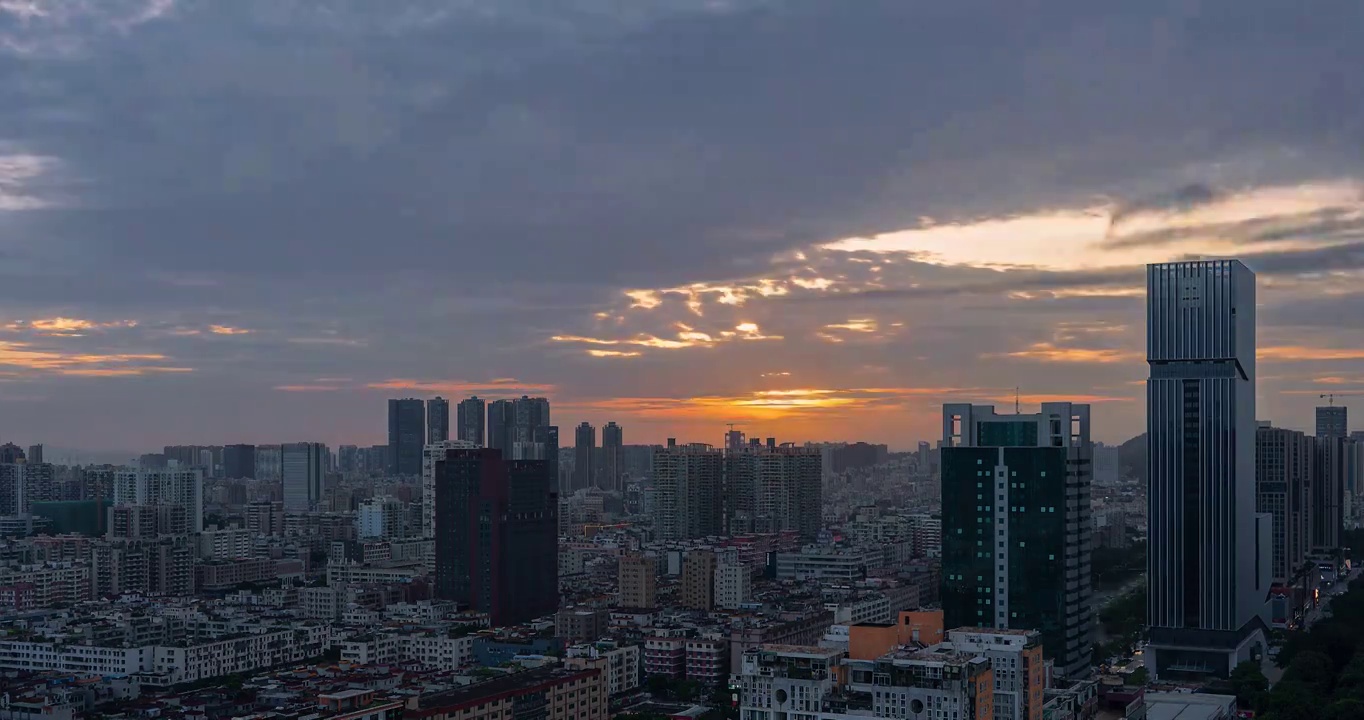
[618,553,657,609]
[112,469,204,532]
[223,443,256,479]
[388,398,425,475]
[574,422,596,492]
[428,396,450,444]
[681,550,716,611]
[652,443,724,540]
[25,444,41,464]
[433,447,558,626]
[601,422,623,492]
[1313,437,1346,554]
[940,402,1093,678]
[1256,426,1313,586]
[338,444,359,473]
[1145,260,1271,679]
[281,442,326,512]
[457,396,486,445]
[725,444,822,540]
[1317,406,1349,439]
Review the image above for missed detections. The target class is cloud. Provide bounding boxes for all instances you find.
[0,339,188,376]
[1259,346,1364,362]
[999,342,1143,364]
[275,384,342,392]
[209,324,251,335]
[5,1,1364,448]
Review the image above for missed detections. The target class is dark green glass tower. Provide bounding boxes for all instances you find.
[940,403,1093,677]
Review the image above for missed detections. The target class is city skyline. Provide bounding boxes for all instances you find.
[4,3,1364,451]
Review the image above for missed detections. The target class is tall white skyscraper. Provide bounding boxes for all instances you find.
[112,469,204,532]
[281,442,326,512]
[1145,260,1271,680]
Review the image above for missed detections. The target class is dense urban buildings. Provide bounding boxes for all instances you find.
[427,396,450,444]
[652,442,724,540]
[487,396,550,456]
[457,396,486,445]
[112,468,205,532]
[388,398,426,475]
[432,447,558,626]
[940,402,1093,677]
[725,443,823,540]
[1145,259,1271,679]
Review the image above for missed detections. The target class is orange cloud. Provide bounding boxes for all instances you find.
[587,350,642,358]
[1000,342,1142,364]
[0,340,189,377]
[209,325,252,335]
[553,321,780,356]
[62,367,193,377]
[3,317,140,337]
[276,384,343,392]
[1259,346,1364,361]
[366,378,557,395]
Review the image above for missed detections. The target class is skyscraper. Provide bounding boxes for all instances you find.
[26,444,42,464]
[573,422,596,492]
[652,444,724,540]
[1146,260,1271,680]
[725,444,823,540]
[223,443,256,479]
[388,398,425,475]
[428,397,450,444]
[1313,437,1346,554]
[457,396,486,445]
[537,425,560,494]
[281,442,326,512]
[112,469,204,532]
[488,396,550,455]
[422,439,481,539]
[940,402,1093,677]
[601,422,624,492]
[1255,426,1313,586]
[433,447,559,626]
[1316,406,1349,439]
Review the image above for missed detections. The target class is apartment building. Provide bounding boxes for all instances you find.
[565,641,642,696]
[407,667,606,720]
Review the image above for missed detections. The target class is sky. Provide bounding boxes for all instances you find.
[3,0,1364,454]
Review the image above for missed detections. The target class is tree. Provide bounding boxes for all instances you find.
[1326,699,1364,720]
[1283,650,1336,698]
[1230,660,1269,709]
[1128,667,1148,686]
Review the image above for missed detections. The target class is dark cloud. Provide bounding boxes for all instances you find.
[2,0,1364,447]
[1108,183,1222,229]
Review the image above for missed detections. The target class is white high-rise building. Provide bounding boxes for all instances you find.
[714,561,751,610]
[113,469,204,532]
[1146,260,1271,679]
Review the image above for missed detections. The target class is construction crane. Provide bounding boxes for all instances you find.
[1320,392,1364,407]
